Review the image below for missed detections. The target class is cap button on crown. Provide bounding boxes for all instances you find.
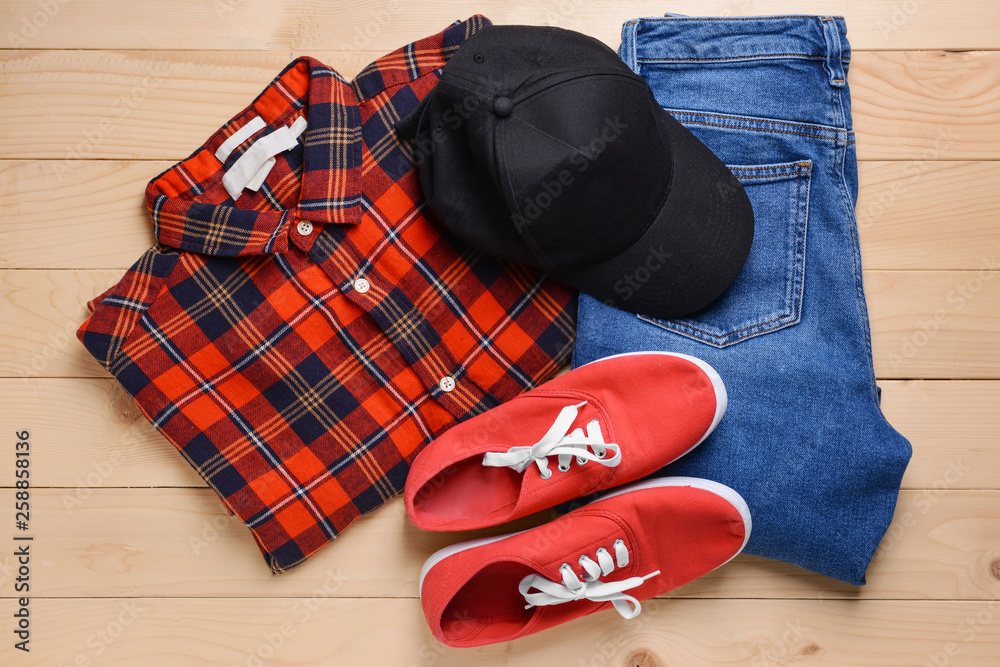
[493,96,513,118]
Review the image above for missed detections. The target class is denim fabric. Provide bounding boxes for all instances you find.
[573,15,912,585]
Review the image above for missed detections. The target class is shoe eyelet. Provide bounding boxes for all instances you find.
[539,468,552,480]
[560,563,573,575]
[576,456,587,466]
[594,449,606,459]
[473,53,485,64]
[613,539,624,549]
[558,463,570,473]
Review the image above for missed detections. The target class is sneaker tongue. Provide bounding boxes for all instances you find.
[508,397,614,506]
[491,394,609,451]
[535,397,610,453]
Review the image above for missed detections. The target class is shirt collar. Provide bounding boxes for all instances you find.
[297,57,362,226]
[146,16,490,256]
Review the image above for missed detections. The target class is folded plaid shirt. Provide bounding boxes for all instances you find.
[77,16,576,573]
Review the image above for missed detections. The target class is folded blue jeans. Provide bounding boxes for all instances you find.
[573,15,912,585]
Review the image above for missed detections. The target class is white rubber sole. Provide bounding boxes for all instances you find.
[578,350,728,459]
[417,475,752,597]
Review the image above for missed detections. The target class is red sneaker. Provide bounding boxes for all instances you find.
[418,477,751,647]
[405,352,726,531]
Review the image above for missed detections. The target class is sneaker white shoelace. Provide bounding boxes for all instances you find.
[518,539,660,620]
[481,402,621,479]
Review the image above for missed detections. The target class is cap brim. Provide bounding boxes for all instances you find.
[558,106,754,320]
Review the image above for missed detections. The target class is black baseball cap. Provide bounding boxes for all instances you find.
[399,25,754,319]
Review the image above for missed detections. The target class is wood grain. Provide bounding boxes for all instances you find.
[3,0,999,51]
[851,50,1000,160]
[4,159,998,270]
[0,269,107,380]
[0,159,161,270]
[866,270,1000,379]
[0,488,997,602]
[879,380,1000,489]
[2,597,999,666]
[4,269,999,380]
[2,50,999,161]
[1,378,995,490]
[856,161,1000,270]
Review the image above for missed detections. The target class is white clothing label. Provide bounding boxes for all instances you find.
[222,116,308,200]
[215,116,266,163]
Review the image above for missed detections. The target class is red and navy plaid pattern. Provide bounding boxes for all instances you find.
[78,16,576,574]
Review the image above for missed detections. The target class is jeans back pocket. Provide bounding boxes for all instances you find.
[638,160,812,347]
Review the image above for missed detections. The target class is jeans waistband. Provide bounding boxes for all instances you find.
[622,15,850,89]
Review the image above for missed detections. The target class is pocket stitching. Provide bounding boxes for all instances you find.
[678,119,832,141]
[665,108,843,135]
[638,306,797,339]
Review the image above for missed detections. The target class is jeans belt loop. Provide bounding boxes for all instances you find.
[621,19,641,74]
[819,17,847,88]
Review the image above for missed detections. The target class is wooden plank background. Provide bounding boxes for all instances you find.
[0,1,998,664]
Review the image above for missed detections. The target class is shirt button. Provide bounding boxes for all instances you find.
[296,221,313,236]
[439,376,455,392]
[353,278,371,294]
